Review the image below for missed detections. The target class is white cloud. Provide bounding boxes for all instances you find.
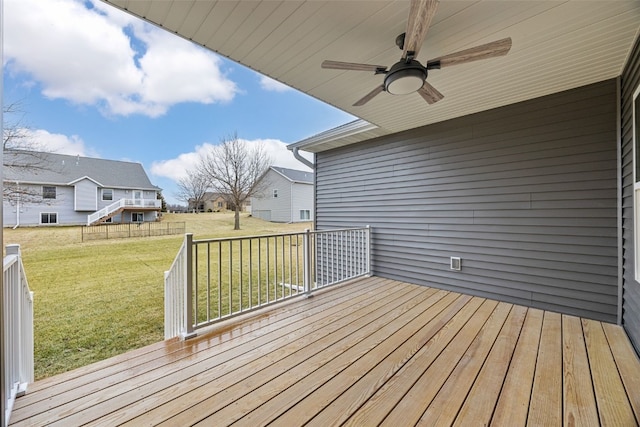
[10,128,92,157]
[151,139,312,182]
[259,75,292,93]
[150,143,214,181]
[3,0,238,117]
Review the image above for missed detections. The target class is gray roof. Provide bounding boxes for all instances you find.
[271,166,314,184]
[3,151,158,190]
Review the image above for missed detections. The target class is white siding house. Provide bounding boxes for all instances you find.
[3,151,162,227]
[251,167,314,223]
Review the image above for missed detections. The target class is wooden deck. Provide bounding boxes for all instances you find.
[9,277,640,426]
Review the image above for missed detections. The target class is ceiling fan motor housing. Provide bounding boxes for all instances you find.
[384,60,428,95]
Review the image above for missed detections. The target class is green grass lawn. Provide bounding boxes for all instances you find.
[3,212,311,380]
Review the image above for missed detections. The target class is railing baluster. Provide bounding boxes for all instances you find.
[228,240,233,316]
[194,243,199,325]
[218,241,222,319]
[239,240,243,312]
[249,239,253,309]
[288,235,293,294]
[258,238,262,305]
[274,236,278,300]
[280,235,285,298]
[206,242,211,323]
[185,234,194,337]
[266,237,270,304]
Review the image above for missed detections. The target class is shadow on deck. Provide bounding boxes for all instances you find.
[9,277,640,426]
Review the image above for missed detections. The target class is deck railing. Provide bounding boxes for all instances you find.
[82,221,186,241]
[164,227,371,339]
[2,245,33,426]
[87,198,162,225]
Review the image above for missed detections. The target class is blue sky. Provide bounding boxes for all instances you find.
[2,0,354,205]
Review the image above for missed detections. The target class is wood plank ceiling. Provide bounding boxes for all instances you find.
[102,1,640,150]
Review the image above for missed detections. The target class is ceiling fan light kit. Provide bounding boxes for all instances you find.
[321,0,512,106]
[384,61,427,95]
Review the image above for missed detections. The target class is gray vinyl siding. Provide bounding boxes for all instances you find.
[74,179,98,211]
[3,186,159,226]
[621,34,640,352]
[316,79,618,322]
[252,171,293,222]
[3,184,87,226]
[291,182,314,222]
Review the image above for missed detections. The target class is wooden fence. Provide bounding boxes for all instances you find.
[81,222,186,242]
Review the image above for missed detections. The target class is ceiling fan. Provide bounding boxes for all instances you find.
[321,0,512,106]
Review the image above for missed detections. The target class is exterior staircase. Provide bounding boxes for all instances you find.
[87,198,161,226]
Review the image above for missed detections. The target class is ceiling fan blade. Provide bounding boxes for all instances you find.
[403,0,439,60]
[322,60,386,72]
[427,37,512,68]
[418,81,444,104]
[353,85,385,106]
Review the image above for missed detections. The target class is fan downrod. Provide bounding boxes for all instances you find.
[395,33,406,50]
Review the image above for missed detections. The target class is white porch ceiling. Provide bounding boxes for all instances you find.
[102,1,640,152]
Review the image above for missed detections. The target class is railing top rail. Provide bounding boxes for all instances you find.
[311,226,370,235]
[3,253,19,272]
[192,231,306,245]
[191,226,369,245]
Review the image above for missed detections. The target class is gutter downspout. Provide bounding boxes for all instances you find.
[290,147,314,170]
[289,146,315,228]
[13,182,20,229]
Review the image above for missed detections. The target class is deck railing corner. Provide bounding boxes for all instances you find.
[164,226,372,339]
[3,244,34,426]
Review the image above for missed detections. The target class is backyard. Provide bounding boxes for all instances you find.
[3,212,311,380]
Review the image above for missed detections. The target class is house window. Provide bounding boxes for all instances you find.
[42,186,56,199]
[132,212,144,223]
[634,83,640,281]
[300,209,310,220]
[273,189,278,198]
[217,201,223,208]
[102,189,113,201]
[41,212,58,224]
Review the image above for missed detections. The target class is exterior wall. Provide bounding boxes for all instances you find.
[121,210,157,223]
[621,34,640,352]
[3,184,89,226]
[203,196,227,212]
[74,179,98,211]
[252,171,293,222]
[291,182,314,222]
[316,79,619,322]
[96,187,119,211]
[3,185,159,226]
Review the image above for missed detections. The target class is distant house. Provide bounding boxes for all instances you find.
[188,192,251,213]
[252,166,314,223]
[3,151,162,227]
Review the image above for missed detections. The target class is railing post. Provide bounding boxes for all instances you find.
[5,245,19,257]
[303,229,312,295]
[183,233,196,339]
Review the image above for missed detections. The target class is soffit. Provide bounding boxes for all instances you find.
[102,1,640,152]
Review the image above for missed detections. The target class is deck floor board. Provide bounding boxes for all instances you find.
[9,277,640,427]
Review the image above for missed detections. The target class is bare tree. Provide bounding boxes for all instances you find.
[3,101,57,205]
[198,133,271,230]
[175,169,209,213]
